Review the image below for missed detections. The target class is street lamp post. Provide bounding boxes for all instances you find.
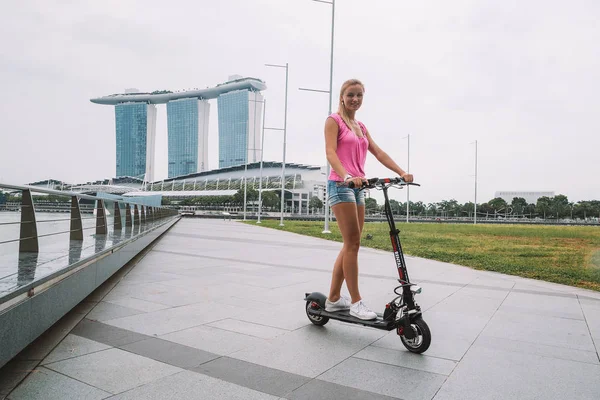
[301,0,335,234]
[257,99,267,224]
[474,140,478,225]
[243,95,266,221]
[403,134,410,223]
[265,63,289,226]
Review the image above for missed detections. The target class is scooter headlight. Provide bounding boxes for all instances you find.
[410,285,422,294]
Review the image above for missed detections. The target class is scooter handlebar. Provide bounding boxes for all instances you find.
[345,177,420,189]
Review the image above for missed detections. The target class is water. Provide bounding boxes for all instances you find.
[0,211,170,300]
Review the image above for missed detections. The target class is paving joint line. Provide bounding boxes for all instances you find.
[576,294,600,363]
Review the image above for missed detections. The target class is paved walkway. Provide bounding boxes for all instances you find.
[2,218,600,399]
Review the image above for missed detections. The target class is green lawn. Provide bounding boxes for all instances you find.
[246,220,600,291]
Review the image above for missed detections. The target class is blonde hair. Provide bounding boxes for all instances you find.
[337,79,365,129]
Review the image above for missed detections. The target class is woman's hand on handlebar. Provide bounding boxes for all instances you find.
[400,173,414,183]
[345,176,366,188]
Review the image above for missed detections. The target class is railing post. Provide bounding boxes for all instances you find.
[70,196,83,241]
[96,199,107,235]
[141,205,146,225]
[125,203,132,227]
[114,202,122,230]
[19,189,39,252]
[134,205,140,226]
[148,207,153,222]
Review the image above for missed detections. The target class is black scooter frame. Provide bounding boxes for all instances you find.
[305,177,423,339]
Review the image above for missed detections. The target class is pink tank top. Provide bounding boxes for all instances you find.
[328,113,369,181]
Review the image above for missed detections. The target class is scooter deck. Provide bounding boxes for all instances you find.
[309,308,396,331]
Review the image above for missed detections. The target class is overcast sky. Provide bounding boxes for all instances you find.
[1,0,598,204]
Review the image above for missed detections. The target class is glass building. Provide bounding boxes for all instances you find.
[166,98,210,178]
[115,103,157,181]
[217,90,263,169]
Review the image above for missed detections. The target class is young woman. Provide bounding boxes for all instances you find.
[324,79,413,320]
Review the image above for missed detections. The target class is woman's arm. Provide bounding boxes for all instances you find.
[325,117,348,179]
[365,129,413,182]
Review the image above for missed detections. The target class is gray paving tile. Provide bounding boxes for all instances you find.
[318,357,446,400]
[285,379,400,400]
[474,335,599,365]
[428,292,504,318]
[7,367,111,400]
[230,323,387,378]
[482,309,596,352]
[107,370,278,400]
[232,300,313,331]
[86,301,145,322]
[103,297,171,313]
[354,344,458,375]
[207,318,290,339]
[455,285,510,300]
[160,324,269,356]
[41,334,111,365]
[580,298,600,344]
[70,319,152,347]
[118,271,184,284]
[500,291,584,320]
[103,301,241,336]
[433,342,600,400]
[192,357,309,397]
[44,348,181,394]
[119,337,219,368]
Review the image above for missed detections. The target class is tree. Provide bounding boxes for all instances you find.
[389,199,401,215]
[161,197,172,206]
[488,197,507,212]
[261,191,280,209]
[536,196,552,219]
[365,198,378,214]
[511,197,528,217]
[552,195,569,219]
[309,196,323,210]
[462,202,475,218]
[0,191,5,205]
[411,201,426,216]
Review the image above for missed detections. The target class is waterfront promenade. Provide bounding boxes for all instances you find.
[1,218,599,399]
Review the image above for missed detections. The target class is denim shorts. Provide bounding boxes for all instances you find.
[327,180,365,207]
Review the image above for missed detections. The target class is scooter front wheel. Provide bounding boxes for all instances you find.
[399,317,431,353]
[305,301,329,326]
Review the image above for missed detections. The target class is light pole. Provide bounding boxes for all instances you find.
[473,140,478,224]
[403,134,410,223]
[265,63,289,226]
[257,99,267,224]
[301,0,335,234]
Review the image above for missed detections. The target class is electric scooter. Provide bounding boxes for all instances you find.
[304,177,431,354]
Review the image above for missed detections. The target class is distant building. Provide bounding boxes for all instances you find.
[115,102,157,181]
[166,98,210,177]
[217,89,263,168]
[126,162,326,214]
[495,191,555,204]
[90,77,267,181]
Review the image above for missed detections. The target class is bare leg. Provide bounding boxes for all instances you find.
[329,202,362,303]
[328,250,344,301]
[329,205,365,301]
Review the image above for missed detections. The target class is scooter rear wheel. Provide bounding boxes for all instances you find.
[399,317,431,353]
[305,301,329,326]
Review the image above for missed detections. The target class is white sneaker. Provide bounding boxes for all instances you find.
[350,300,377,320]
[325,295,352,312]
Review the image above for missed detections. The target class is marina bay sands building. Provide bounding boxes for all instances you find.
[90,76,266,181]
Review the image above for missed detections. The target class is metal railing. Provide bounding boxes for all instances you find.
[0,183,179,298]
